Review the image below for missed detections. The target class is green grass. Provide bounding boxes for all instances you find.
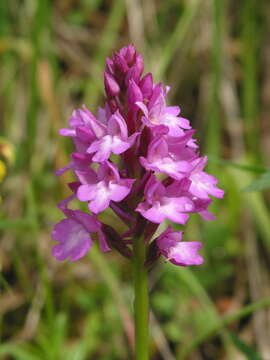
[1,0,270,359]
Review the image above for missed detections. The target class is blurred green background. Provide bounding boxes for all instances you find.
[1,0,270,359]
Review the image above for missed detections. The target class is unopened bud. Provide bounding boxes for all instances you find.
[104,72,120,97]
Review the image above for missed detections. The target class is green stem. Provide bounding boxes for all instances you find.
[133,236,149,360]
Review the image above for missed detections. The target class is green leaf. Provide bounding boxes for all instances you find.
[243,171,270,192]
[230,333,263,360]
[178,297,270,359]
[0,344,41,360]
[207,156,267,174]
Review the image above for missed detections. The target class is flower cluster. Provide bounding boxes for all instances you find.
[52,45,224,267]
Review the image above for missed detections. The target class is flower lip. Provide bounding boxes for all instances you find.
[157,226,204,266]
[76,161,135,214]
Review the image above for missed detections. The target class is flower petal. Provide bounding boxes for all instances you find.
[157,227,204,266]
[52,218,92,261]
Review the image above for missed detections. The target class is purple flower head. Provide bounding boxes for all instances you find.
[52,44,224,266]
[157,226,203,266]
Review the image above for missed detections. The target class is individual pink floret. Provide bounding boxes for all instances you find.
[55,153,92,176]
[189,157,225,199]
[136,175,194,224]
[87,110,139,162]
[157,226,203,266]
[140,131,195,180]
[76,161,135,214]
[52,214,94,261]
[52,197,110,261]
[136,85,191,136]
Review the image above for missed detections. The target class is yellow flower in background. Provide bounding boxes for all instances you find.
[0,138,14,183]
[0,160,6,182]
[0,138,14,204]
[0,138,14,164]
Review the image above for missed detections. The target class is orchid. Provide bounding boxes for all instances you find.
[52,44,224,360]
[157,226,203,266]
[139,131,195,180]
[136,84,191,136]
[76,161,134,213]
[52,197,110,261]
[136,175,194,224]
[87,110,139,162]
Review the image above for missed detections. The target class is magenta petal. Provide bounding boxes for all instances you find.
[177,117,191,130]
[136,174,194,224]
[144,175,166,203]
[87,111,134,160]
[159,197,193,223]
[127,79,143,106]
[55,162,74,176]
[199,210,216,221]
[98,161,120,182]
[75,169,98,185]
[165,209,190,224]
[157,226,204,266]
[52,218,92,261]
[104,71,120,97]
[141,157,191,180]
[72,210,100,233]
[137,195,191,224]
[135,101,149,117]
[125,44,136,63]
[139,73,153,98]
[88,192,110,213]
[167,242,204,266]
[86,114,106,139]
[59,128,76,137]
[114,53,129,72]
[77,184,97,201]
[107,111,128,139]
[136,202,166,223]
[71,153,92,170]
[88,137,113,162]
[190,171,224,199]
[127,132,140,146]
[165,106,181,116]
[109,179,134,202]
[110,138,132,155]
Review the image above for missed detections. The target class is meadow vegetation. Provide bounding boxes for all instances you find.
[1,0,270,359]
